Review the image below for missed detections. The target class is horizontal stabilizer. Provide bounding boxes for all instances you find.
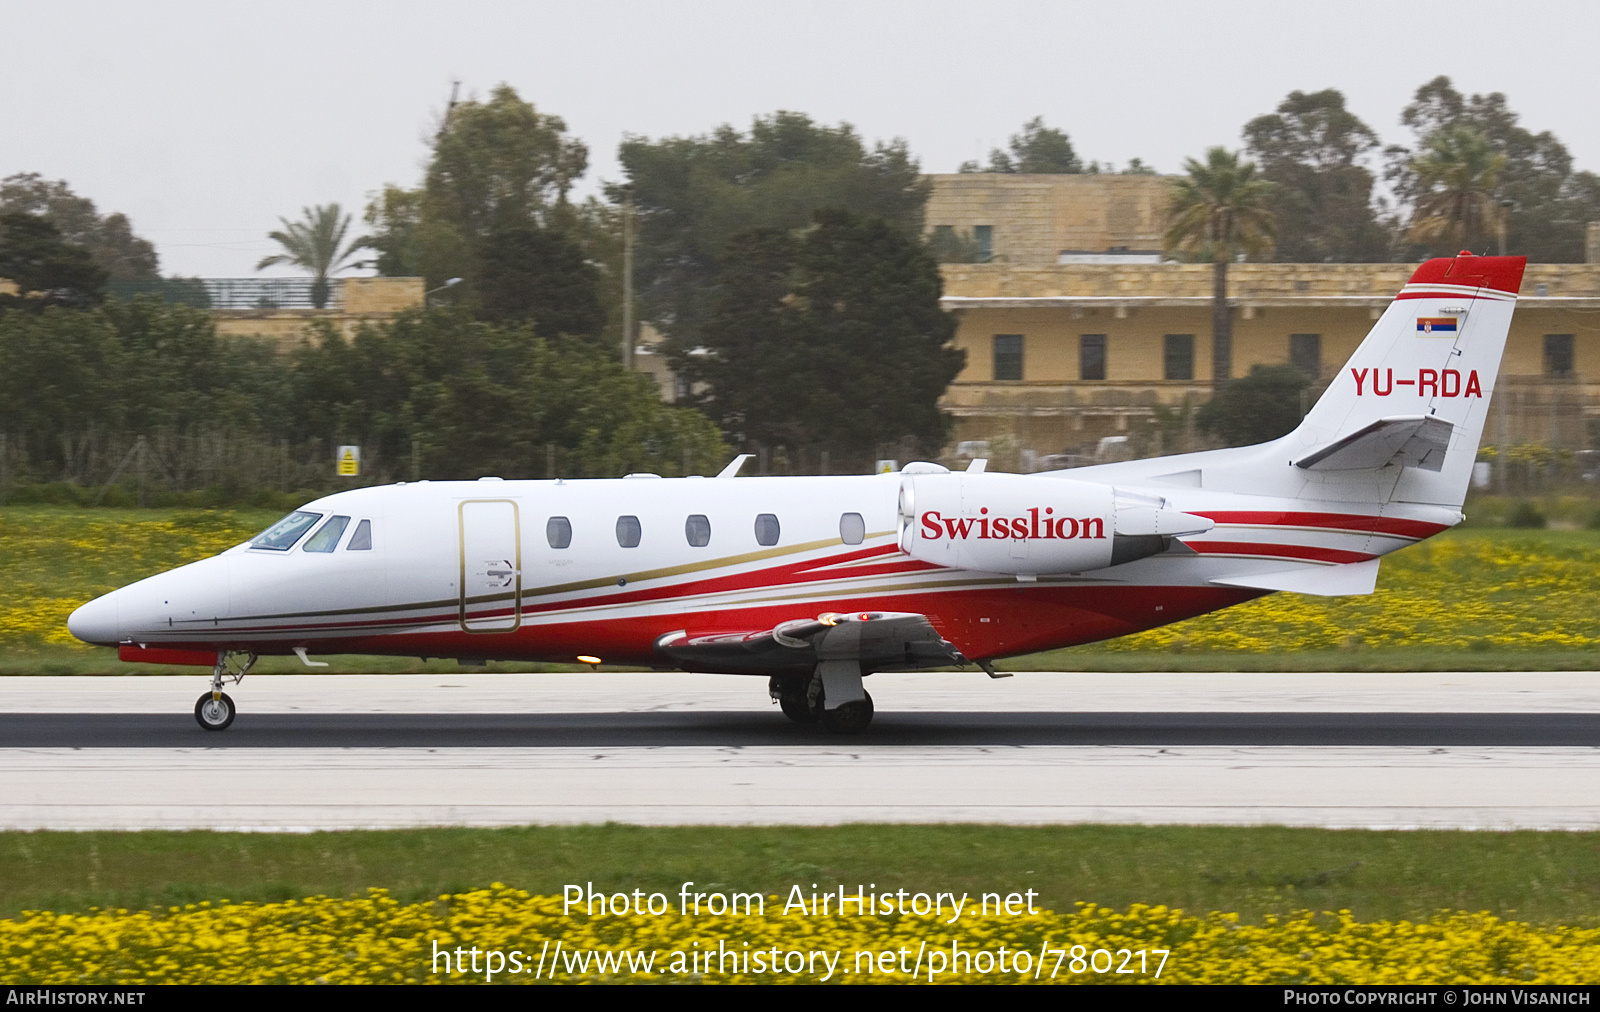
[1210,558,1380,597]
[1295,416,1453,472]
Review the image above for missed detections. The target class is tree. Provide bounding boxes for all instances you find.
[1165,148,1276,388]
[0,212,107,309]
[1386,76,1600,261]
[674,209,963,467]
[1196,364,1311,445]
[618,111,927,351]
[0,173,160,281]
[286,309,725,479]
[256,204,368,309]
[475,224,604,337]
[1243,89,1388,262]
[959,116,1083,174]
[363,84,598,324]
[1405,126,1508,252]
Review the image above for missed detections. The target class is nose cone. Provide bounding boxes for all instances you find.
[68,594,121,647]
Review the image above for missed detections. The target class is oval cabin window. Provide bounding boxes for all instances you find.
[839,512,865,545]
[685,514,711,547]
[754,513,780,547]
[616,515,642,548]
[547,516,572,549]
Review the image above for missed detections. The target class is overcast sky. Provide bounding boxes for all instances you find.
[4,0,1596,277]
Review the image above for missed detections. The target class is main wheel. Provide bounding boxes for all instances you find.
[771,676,817,724]
[778,691,817,724]
[821,690,874,735]
[194,692,235,732]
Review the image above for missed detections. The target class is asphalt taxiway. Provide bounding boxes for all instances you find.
[0,671,1595,830]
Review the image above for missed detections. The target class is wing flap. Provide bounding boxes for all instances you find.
[654,611,958,675]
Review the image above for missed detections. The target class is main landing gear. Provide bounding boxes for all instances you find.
[195,650,256,731]
[769,660,875,734]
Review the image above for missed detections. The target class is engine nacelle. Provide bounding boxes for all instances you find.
[897,472,1213,575]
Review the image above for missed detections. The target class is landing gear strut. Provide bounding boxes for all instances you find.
[194,650,255,732]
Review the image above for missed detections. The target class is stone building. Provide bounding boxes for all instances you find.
[925,174,1600,467]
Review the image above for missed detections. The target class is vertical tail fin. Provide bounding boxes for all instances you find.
[1291,252,1525,507]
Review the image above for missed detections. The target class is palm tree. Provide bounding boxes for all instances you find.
[1165,148,1276,389]
[256,204,368,309]
[1406,126,1507,254]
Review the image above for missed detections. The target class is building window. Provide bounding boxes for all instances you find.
[1163,334,1194,381]
[1545,334,1575,376]
[1080,334,1107,381]
[1290,333,1321,379]
[993,334,1023,381]
[973,224,993,263]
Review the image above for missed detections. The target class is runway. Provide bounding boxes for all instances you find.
[0,671,1596,831]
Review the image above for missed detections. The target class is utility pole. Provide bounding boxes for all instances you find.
[622,188,635,371]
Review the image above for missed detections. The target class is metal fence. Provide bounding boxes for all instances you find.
[106,278,345,310]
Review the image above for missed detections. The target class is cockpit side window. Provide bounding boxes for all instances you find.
[346,519,373,551]
[303,515,351,553]
[250,511,323,551]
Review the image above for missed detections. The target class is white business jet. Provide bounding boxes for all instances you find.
[70,254,1524,733]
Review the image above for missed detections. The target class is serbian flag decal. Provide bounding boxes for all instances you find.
[1416,317,1458,336]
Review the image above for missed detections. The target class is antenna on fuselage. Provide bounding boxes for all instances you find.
[716,454,755,478]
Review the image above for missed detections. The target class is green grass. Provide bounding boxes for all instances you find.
[2,826,1597,926]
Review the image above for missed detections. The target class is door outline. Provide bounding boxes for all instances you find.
[458,499,522,633]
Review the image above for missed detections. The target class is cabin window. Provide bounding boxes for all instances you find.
[547,516,572,549]
[302,515,350,553]
[250,510,322,551]
[685,514,711,547]
[616,515,642,548]
[346,519,373,551]
[754,513,780,547]
[840,512,865,545]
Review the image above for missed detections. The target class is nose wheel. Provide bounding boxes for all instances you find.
[194,692,236,731]
[195,650,255,732]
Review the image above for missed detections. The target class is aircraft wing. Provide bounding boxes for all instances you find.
[654,611,960,677]
[1294,415,1453,472]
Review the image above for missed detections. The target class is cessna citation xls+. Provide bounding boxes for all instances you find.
[70,253,1525,733]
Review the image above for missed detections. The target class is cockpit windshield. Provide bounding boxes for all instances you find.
[250,510,324,551]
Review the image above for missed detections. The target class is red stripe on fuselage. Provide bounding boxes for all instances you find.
[1186,541,1374,564]
[1194,511,1449,541]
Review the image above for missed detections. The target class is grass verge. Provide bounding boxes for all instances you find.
[3,825,1598,927]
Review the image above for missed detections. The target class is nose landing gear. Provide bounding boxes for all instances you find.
[195,650,256,732]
